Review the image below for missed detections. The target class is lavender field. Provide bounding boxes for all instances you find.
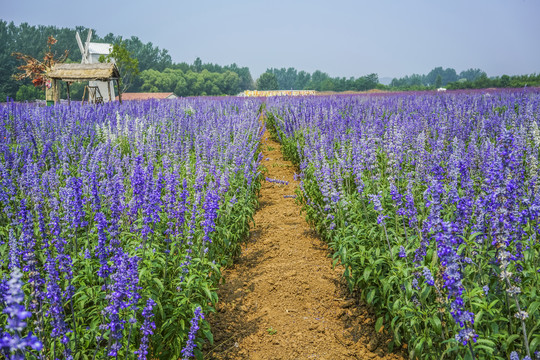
[267,89,540,360]
[0,98,263,359]
[2,89,540,360]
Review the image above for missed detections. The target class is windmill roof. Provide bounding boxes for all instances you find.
[88,42,112,55]
[48,63,120,81]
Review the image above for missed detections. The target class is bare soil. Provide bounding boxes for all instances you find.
[204,130,406,360]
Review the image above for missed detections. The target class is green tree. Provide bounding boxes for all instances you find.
[409,74,423,87]
[122,36,172,72]
[99,41,140,93]
[442,68,458,85]
[500,74,510,87]
[219,70,240,95]
[295,71,311,89]
[364,73,379,89]
[224,63,254,91]
[268,67,298,89]
[459,68,486,82]
[256,72,279,90]
[473,73,491,88]
[193,57,203,72]
[319,79,334,91]
[0,21,19,101]
[435,74,442,88]
[309,70,330,91]
[15,84,45,101]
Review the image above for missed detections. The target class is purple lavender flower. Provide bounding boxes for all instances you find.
[423,267,435,286]
[8,229,19,271]
[202,187,220,247]
[45,208,73,355]
[17,199,45,311]
[412,278,420,290]
[134,298,156,360]
[511,351,520,360]
[64,176,87,229]
[90,171,101,212]
[94,212,111,279]
[181,306,205,360]
[0,268,43,358]
[454,327,478,346]
[104,249,141,356]
[266,177,289,185]
[368,193,388,225]
[130,157,146,218]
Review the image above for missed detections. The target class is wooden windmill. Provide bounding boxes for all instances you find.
[76,29,115,103]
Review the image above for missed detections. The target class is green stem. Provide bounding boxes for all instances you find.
[467,338,476,360]
[382,224,393,258]
[506,278,531,358]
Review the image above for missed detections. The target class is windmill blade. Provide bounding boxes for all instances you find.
[76,32,85,55]
[83,29,93,63]
[85,29,92,49]
[77,29,92,64]
[76,31,88,63]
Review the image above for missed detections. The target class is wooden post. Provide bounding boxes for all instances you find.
[82,85,87,105]
[66,82,71,105]
[117,79,122,104]
[107,81,112,103]
[53,79,60,104]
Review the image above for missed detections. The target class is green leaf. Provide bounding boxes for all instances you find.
[420,285,431,302]
[392,299,402,312]
[527,301,540,316]
[204,329,214,345]
[505,334,520,348]
[363,267,372,282]
[430,315,442,335]
[153,278,165,294]
[366,289,376,304]
[375,317,384,333]
[203,283,213,301]
[474,310,484,324]
[464,349,474,360]
[475,338,495,347]
[530,336,540,353]
[474,345,494,354]
[414,337,425,358]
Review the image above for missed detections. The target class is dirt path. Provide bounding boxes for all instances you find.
[204,130,405,360]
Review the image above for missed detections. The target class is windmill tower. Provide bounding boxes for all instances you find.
[76,29,115,102]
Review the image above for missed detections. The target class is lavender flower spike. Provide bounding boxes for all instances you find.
[181,306,205,360]
[134,298,156,360]
[0,267,43,359]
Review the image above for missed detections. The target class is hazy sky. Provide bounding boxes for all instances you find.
[3,0,539,79]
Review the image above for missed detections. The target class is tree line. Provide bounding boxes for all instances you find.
[445,73,540,90]
[388,66,540,90]
[0,20,255,101]
[257,68,380,92]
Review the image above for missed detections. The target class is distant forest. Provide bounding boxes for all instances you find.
[389,67,540,91]
[0,21,254,101]
[1,20,539,101]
